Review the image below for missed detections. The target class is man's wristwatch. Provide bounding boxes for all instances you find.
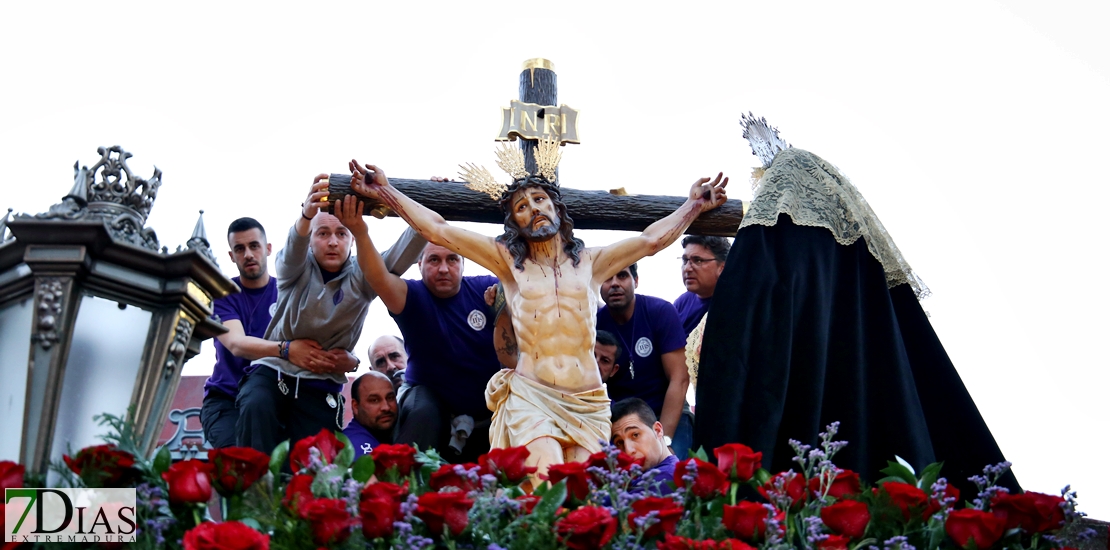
[662,435,673,447]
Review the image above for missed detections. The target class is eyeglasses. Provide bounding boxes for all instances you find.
[679,256,718,267]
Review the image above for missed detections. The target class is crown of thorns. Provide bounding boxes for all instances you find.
[458,134,563,201]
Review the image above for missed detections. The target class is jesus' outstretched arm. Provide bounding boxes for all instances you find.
[592,173,729,283]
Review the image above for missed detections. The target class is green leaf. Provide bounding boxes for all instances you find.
[352,455,376,484]
[238,517,263,531]
[693,446,710,462]
[334,432,355,470]
[152,446,171,475]
[917,461,944,491]
[753,468,772,486]
[894,455,916,476]
[532,480,567,519]
[879,460,916,485]
[270,440,290,477]
[532,481,552,497]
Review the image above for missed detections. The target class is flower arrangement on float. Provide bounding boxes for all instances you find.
[0,415,1101,550]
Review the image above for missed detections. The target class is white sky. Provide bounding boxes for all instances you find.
[2,1,1107,517]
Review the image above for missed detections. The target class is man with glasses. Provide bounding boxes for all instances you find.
[674,236,731,336]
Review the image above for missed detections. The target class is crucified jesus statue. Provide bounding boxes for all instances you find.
[344,160,727,479]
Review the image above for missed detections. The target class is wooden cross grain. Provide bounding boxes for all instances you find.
[327,59,743,237]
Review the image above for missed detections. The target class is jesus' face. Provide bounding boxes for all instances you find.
[511,186,560,242]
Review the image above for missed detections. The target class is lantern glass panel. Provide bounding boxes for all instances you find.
[50,294,150,465]
[0,296,33,461]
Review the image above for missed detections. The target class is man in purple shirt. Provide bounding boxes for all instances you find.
[204,217,358,449]
[202,217,280,449]
[673,235,731,336]
[354,241,501,462]
[611,398,677,496]
[596,262,692,458]
[342,371,397,456]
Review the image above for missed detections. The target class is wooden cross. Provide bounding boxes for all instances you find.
[328,59,743,237]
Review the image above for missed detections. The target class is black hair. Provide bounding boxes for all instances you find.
[627,262,638,280]
[680,235,731,262]
[227,217,266,238]
[496,176,585,272]
[611,397,657,427]
[595,329,622,360]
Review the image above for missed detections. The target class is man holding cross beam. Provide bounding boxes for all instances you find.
[338,149,727,478]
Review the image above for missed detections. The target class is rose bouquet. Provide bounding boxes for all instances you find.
[4,414,1103,550]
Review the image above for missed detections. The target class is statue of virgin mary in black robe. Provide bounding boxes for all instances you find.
[692,115,1018,497]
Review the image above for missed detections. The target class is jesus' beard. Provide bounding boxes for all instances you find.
[520,214,561,242]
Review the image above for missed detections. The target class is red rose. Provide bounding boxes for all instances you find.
[820,500,870,539]
[923,483,960,519]
[629,496,684,537]
[283,474,315,516]
[546,461,592,500]
[415,491,474,537]
[162,459,213,504]
[430,463,482,492]
[556,505,617,550]
[714,444,762,482]
[289,429,344,473]
[718,539,758,550]
[182,520,269,550]
[809,470,861,499]
[63,444,137,487]
[478,446,536,484]
[360,481,407,521]
[516,495,541,514]
[758,471,807,509]
[208,447,270,497]
[818,534,851,550]
[359,497,395,540]
[0,461,23,490]
[723,501,775,541]
[674,458,730,500]
[945,508,1006,549]
[657,533,757,550]
[371,444,417,477]
[880,482,929,521]
[992,491,1066,533]
[586,450,644,474]
[302,497,358,546]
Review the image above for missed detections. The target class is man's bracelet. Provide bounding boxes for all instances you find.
[301,211,313,221]
[279,340,290,360]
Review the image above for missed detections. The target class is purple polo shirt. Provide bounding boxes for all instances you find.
[596,294,687,416]
[342,420,383,457]
[673,291,711,337]
[392,275,500,417]
[206,277,278,398]
[632,454,678,496]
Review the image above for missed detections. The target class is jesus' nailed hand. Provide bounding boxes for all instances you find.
[345,158,726,477]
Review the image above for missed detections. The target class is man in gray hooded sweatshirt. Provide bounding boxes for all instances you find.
[235,175,424,455]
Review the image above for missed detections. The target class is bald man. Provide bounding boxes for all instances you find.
[234,176,424,456]
[343,371,398,456]
[368,334,407,391]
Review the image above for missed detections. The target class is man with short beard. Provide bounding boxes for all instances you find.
[234,176,423,456]
[343,371,397,456]
[349,240,500,462]
[596,262,690,458]
[346,159,727,479]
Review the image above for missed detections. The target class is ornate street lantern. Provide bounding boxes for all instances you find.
[0,146,237,477]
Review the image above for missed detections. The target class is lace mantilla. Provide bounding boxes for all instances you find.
[685,313,707,389]
[740,148,930,299]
